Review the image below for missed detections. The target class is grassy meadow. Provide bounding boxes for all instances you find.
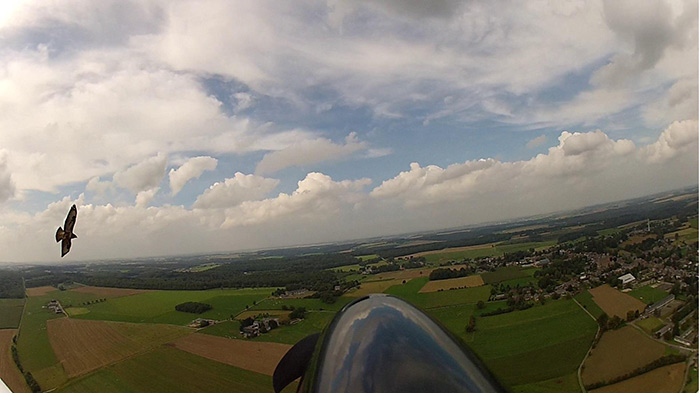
[73,288,274,324]
[0,298,24,329]
[628,285,670,305]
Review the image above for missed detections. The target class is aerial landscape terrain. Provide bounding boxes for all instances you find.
[0,0,697,392]
[0,188,697,393]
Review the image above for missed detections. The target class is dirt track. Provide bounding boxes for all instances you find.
[170,333,290,375]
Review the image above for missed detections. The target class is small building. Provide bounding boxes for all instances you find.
[618,273,636,285]
[242,322,260,338]
[646,294,675,315]
[655,324,673,339]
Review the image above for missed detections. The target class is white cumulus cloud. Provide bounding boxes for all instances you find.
[113,154,167,194]
[169,156,218,196]
[221,172,371,228]
[193,172,279,209]
[255,132,368,175]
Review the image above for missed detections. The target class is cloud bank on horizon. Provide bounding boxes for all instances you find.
[0,0,696,262]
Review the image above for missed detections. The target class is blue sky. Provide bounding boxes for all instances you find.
[0,0,696,262]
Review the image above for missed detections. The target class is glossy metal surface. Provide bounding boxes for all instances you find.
[307,295,504,393]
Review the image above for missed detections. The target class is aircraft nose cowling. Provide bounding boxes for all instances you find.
[302,294,505,393]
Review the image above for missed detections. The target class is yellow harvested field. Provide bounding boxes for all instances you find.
[236,310,290,320]
[70,286,148,298]
[403,244,497,259]
[26,286,55,297]
[47,318,191,377]
[345,279,404,297]
[0,329,29,393]
[419,275,485,293]
[589,284,646,319]
[590,362,686,393]
[582,326,666,386]
[170,333,290,375]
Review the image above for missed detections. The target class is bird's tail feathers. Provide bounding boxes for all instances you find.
[56,227,64,242]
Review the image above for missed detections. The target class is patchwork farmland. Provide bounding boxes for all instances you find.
[3,193,698,393]
[47,318,191,377]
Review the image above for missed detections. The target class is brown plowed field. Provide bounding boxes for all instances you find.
[170,333,290,375]
[26,286,55,297]
[0,329,29,393]
[419,275,484,293]
[582,326,666,386]
[590,362,686,393]
[70,286,148,298]
[589,284,646,319]
[47,319,191,377]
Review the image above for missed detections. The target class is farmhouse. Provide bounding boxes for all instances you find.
[47,300,63,314]
[242,322,260,338]
[618,273,636,285]
[188,318,216,328]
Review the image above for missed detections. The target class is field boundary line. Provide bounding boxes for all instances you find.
[573,297,599,393]
[628,320,697,354]
[50,327,196,392]
[679,360,691,393]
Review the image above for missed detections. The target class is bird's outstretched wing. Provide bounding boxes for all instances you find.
[64,205,77,233]
[61,238,72,257]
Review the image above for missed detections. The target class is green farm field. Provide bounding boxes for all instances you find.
[201,311,335,345]
[386,280,491,309]
[636,316,665,334]
[468,300,596,386]
[511,372,580,393]
[0,298,24,329]
[16,289,118,389]
[629,285,670,304]
[56,346,288,393]
[333,263,362,272]
[574,290,606,319]
[73,288,274,324]
[250,311,334,345]
[16,296,67,389]
[482,266,539,284]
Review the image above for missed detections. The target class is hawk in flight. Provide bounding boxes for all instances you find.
[55,204,78,257]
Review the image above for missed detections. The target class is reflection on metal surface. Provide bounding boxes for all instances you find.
[304,294,505,393]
